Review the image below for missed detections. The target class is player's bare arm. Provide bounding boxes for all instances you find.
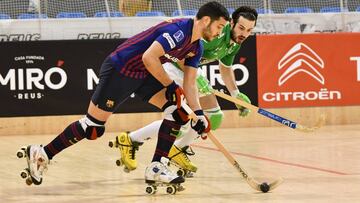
[183,65,201,111]
[142,41,173,87]
[218,62,238,93]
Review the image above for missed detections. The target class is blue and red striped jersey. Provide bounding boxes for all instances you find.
[110,18,203,79]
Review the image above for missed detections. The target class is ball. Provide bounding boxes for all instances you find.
[260,182,270,193]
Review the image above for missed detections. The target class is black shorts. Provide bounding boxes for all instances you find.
[91,57,164,112]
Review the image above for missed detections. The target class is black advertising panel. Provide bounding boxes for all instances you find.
[0,39,159,117]
[0,37,258,117]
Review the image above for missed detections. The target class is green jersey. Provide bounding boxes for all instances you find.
[200,23,241,67]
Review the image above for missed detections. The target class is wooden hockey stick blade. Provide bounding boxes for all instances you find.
[247,176,283,192]
[212,89,325,133]
[182,103,283,192]
[207,131,283,192]
[296,114,326,132]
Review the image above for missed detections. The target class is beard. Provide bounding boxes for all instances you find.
[202,25,212,41]
[230,29,236,42]
[230,29,245,44]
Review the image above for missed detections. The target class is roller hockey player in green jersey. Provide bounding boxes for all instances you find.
[109,6,257,177]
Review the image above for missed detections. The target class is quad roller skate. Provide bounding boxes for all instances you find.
[168,145,197,178]
[16,145,49,186]
[145,181,185,195]
[108,132,142,173]
[145,157,185,195]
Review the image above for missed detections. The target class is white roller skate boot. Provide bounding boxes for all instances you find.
[144,157,185,194]
[17,144,49,185]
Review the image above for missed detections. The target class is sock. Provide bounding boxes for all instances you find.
[152,119,181,162]
[43,120,86,160]
[43,114,105,160]
[130,120,162,143]
[174,127,199,148]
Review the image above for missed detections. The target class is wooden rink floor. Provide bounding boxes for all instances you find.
[1,124,360,203]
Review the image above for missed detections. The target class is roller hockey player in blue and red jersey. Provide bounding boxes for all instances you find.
[17,1,230,189]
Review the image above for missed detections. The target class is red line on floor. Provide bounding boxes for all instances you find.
[192,144,350,175]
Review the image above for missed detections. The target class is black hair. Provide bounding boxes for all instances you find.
[232,6,258,25]
[196,1,230,22]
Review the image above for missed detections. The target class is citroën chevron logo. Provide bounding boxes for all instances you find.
[278,42,325,86]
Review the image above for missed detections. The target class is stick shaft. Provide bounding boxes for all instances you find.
[182,104,256,186]
[182,104,240,167]
[212,90,298,129]
[206,131,254,181]
[181,102,282,192]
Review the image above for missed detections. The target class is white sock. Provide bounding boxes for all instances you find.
[130,120,162,143]
[174,128,199,148]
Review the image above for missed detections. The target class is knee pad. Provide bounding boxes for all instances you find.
[79,116,105,140]
[172,107,190,125]
[205,108,224,130]
[162,102,189,126]
[84,125,105,140]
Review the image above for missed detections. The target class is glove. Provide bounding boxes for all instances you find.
[231,90,251,117]
[196,75,213,95]
[165,81,184,108]
[191,110,211,135]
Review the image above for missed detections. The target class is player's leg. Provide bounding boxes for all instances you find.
[130,120,163,142]
[174,93,224,148]
[43,57,135,160]
[136,75,188,184]
[112,62,186,172]
[143,63,195,176]
[21,57,142,184]
[153,63,198,175]
[21,100,111,185]
[171,89,224,176]
[131,62,185,144]
[145,102,186,184]
[200,94,224,131]
[127,62,186,144]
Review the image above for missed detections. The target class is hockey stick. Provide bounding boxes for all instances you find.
[212,89,325,133]
[182,103,283,193]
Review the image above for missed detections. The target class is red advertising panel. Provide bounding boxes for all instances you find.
[257,33,360,108]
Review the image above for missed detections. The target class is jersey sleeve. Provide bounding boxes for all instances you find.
[219,45,241,67]
[155,23,186,52]
[184,41,204,68]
